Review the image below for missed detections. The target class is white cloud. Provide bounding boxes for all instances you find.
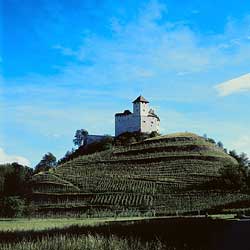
[232,135,250,156]
[215,73,250,96]
[45,2,250,94]
[0,148,31,166]
[3,1,250,164]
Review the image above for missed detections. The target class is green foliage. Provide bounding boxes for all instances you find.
[35,153,57,173]
[227,150,250,189]
[23,202,37,218]
[219,165,247,190]
[99,135,114,150]
[149,131,161,138]
[217,141,224,149]
[58,136,114,164]
[1,196,25,218]
[73,129,89,147]
[114,131,152,146]
[0,163,33,218]
[0,163,33,196]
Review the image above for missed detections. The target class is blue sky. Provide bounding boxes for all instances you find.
[1,0,250,167]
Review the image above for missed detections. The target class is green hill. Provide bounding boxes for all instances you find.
[30,132,250,216]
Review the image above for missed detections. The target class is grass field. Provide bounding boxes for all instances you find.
[1,216,250,250]
[0,234,174,250]
[0,214,239,232]
[0,216,155,232]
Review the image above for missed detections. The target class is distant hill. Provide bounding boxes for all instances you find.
[30,132,250,216]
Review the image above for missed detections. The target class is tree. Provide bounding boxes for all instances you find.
[73,129,89,147]
[57,148,76,165]
[35,152,57,173]
[100,135,114,150]
[23,202,36,218]
[2,196,25,217]
[229,150,250,168]
[207,138,216,144]
[238,152,249,168]
[150,131,161,138]
[217,141,224,149]
[2,163,33,196]
[229,150,239,161]
[219,165,247,190]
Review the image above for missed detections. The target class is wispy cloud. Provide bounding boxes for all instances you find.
[232,135,250,155]
[7,2,250,98]
[0,148,31,166]
[215,73,250,96]
[43,2,250,103]
[3,0,250,164]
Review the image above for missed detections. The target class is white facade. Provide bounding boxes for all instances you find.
[115,96,160,136]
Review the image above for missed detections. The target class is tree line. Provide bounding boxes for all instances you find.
[0,163,33,217]
[202,134,250,190]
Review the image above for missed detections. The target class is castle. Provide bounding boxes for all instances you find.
[115,95,160,136]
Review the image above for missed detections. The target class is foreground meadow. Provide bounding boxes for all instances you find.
[0,216,151,232]
[1,217,250,250]
[0,234,176,250]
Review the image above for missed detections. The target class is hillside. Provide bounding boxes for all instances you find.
[30,132,250,216]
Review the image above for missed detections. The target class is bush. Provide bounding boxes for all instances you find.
[114,131,155,146]
[2,196,25,217]
[23,202,36,218]
[219,165,247,190]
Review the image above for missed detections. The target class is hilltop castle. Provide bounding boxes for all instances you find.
[115,96,160,136]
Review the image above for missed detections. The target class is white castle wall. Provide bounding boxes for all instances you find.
[115,97,160,136]
[140,115,160,134]
[115,114,140,136]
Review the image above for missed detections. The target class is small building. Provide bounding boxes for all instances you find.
[115,95,160,136]
[86,135,107,145]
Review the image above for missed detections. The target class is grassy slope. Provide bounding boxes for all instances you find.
[30,132,250,216]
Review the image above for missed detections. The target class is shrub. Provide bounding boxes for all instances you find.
[219,165,247,190]
[2,196,25,218]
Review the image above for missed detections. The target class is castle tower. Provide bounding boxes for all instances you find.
[115,96,160,136]
[133,95,149,116]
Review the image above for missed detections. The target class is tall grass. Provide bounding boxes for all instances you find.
[0,234,175,250]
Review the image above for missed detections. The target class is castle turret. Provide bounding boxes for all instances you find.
[133,95,149,116]
[115,96,160,136]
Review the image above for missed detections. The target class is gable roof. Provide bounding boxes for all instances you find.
[132,95,149,103]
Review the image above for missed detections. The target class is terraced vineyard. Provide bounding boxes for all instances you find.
[30,133,250,216]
